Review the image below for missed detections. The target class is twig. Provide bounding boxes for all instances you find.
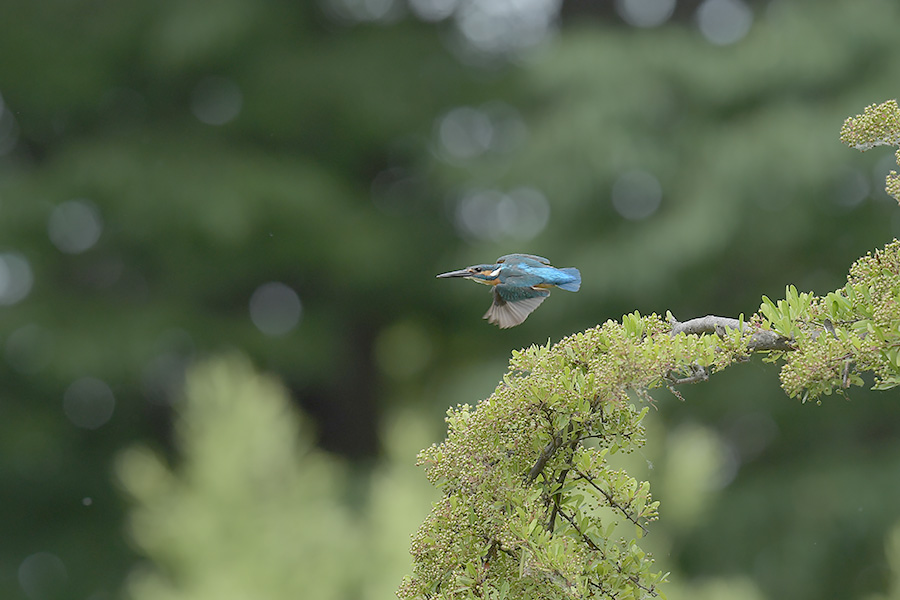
[526,423,573,483]
[546,437,581,531]
[556,507,659,597]
[573,468,649,536]
[665,365,708,386]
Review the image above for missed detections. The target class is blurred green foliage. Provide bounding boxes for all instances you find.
[2,0,900,599]
[117,356,360,600]
[117,355,436,600]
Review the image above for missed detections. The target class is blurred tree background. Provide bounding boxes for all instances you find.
[2,0,900,599]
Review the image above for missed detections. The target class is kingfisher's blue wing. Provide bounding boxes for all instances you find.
[496,261,581,292]
[496,265,546,288]
[484,285,550,328]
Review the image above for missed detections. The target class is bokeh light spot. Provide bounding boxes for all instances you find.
[63,377,116,430]
[249,282,302,336]
[322,0,401,22]
[455,186,549,241]
[454,0,560,55]
[191,76,243,126]
[47,199,103,254]
[409,0,459,21]
[456,189,502,240]
[438,106,494,160]
[696,0,753,45]
[502,187,551,238]
[435,103,526,162]
[611,169,663,220]
[18,552,67,600]
[0,253,34,305]
[616,0,676,28]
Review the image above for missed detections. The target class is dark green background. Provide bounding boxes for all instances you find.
[2,1,900,598]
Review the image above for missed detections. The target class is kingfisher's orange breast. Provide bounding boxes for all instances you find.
[471,276,501,286]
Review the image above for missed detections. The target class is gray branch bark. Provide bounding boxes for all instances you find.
[669,315,794,352]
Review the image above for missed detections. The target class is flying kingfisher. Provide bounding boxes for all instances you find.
[436,254,581,328]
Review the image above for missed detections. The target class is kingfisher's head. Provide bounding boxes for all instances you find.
[435,263,502,285]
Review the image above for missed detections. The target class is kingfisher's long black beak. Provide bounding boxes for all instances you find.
[436,268,470,278]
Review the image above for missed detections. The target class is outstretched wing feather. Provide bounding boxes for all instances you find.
[483,286,550,328]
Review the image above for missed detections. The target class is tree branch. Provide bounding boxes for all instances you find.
[573,468,648,536]
[556,507,659,598]
[526,422,573,483]
[669,315,794,352]
[666,365,708,386]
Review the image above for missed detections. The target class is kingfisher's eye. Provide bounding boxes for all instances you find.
[472,267,482,272]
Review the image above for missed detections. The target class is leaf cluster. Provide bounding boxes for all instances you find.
[761,242,900,400]
[840,99,900,203]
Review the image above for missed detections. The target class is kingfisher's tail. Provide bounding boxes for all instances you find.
[556,267,581,292]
